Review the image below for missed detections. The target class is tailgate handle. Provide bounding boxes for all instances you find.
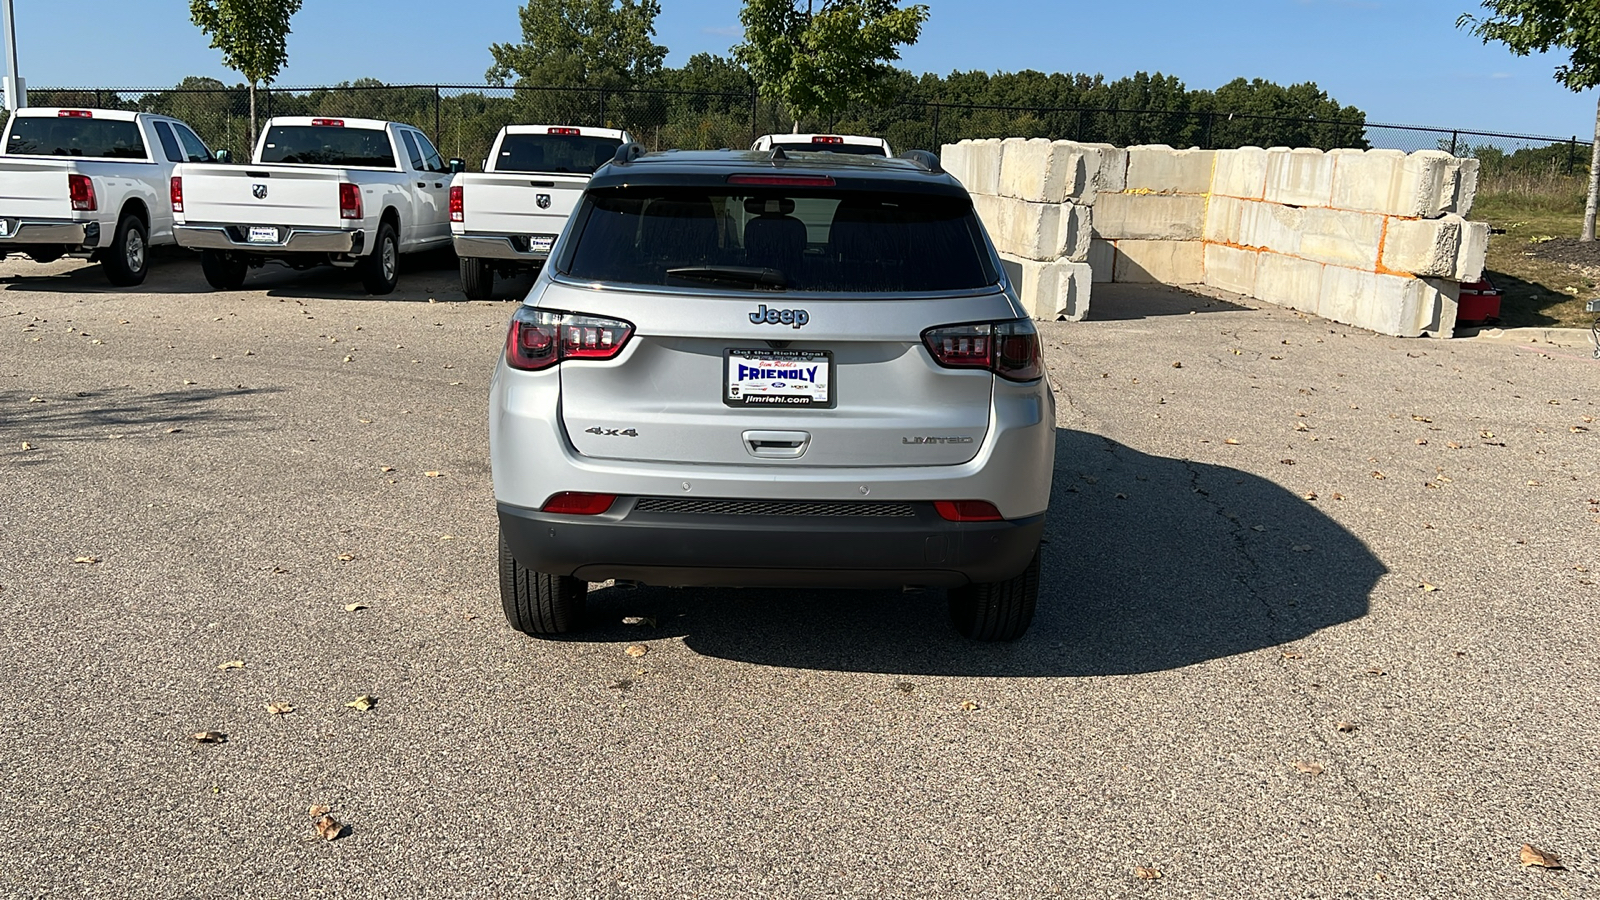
[529,181,555,187]
[743,430,810,459]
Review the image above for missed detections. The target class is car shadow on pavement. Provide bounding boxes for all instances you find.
[575,429,1383,677]
[1085,282,1249,321]
[1,385,280,447]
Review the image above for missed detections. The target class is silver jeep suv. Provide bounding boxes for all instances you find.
[489,145,1055,640]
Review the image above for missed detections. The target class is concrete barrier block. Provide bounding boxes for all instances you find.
[940,142,969,188]
[1089,239,1116,283]
[1203,243,1259,296]
[1000,254,1092,321]
[1421,278,1461,338]
[999,138,1086,203]
[1298,207,1384,269]
[1320,267,1438,337]
[1264,147,1334,207]
[1381,216,1461,277]
[1113,239,1204,284]
[1078,142,1128,200]
[1092,193,1205,241]
[1446,157,1480,217]
[966,139,1003,196]
[1255,251,1323,313]
[992,196,1060,261]
[1213,146,1268,200]
[1203,195,1245,245]
[971,193,1002,244]
[1454,219,1489,282]
[1402,151,1454,218]
[1126,145,1216,194]
[1329,149,1404,215]
[1060,203,1092,261]
[1238,200,1305,253]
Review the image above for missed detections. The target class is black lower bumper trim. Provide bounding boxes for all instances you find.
[497,498,1043,589]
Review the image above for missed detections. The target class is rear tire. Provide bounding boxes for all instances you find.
[499,528,588,635]
[948,545,1040,641]
[199,249,248,291]
[359,221,399,295]
[102,215,148,286]
[460,256,493,300]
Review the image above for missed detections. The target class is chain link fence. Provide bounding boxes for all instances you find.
[6,83,1588,182]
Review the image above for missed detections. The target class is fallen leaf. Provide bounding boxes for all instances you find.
[607,679,633,690]
[1280,458,1295,465]
[1293,761,1324,775]
[621,616,656,628]
[28,396,43,403]
[379,466,394,473]
[1292,544,1312,552]
[960,700,980,711]
[1224,438,1241,445]
[1415,438,1427,446]
[73,556,100,565]
[314,814,345,841]
[216,660,245,670]
[896,681,915,694]
[1302,491,1318,501]
[1280,650,1304,660]
[345,695,377,711]
[1446,441,1463,449]
[1371,471,1386,480]
[1365,667,1386,676]
[308,804,331,817]
[1293,422,1310,432]
[1251,524,1266,532]
[1573,426,1591,434]
[266,701,294,715]
[192,731,227,743]
[165,427,183,434]
[424,471,444,478]
[1520,844,1563,869]
[624,644,649,658]
[1331,493,1345,500]
[1420,582,1438,593]
[1526,480,1543,487]
[1412,415,1433,423]
[1115,493,1128,500]
[1480,430,1496,439]
[1171,361,1183,368]
[1134,866,1162,880]
[337,553,355,561]
[21,442,34,451]
[344,603,368,612]
[1335,721,1357,733]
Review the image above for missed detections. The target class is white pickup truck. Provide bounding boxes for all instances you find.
[174,116,461,294]
[450,125,630,299]
[0,107,216,286]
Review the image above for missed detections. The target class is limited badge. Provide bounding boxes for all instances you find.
[251,184,268,199]
[536,193,551,209]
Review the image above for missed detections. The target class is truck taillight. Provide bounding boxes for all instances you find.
[922,319,1044,382]
[58,109,92,118]
[68,174,96,211]
[505,307,634,372]
[339,183,362,220]
[449,185,463,222]
[170,176,184,213]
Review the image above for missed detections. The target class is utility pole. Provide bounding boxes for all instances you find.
[2,0,24,111]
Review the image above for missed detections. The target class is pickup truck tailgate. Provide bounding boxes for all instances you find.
[0,159,76,219]
[179,164,347,229]
[460,173,585,235]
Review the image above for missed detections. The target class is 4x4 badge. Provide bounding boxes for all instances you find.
[748,304,809,329]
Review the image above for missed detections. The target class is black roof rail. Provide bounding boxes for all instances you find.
[610,142,646,166]
[897,149,943,174]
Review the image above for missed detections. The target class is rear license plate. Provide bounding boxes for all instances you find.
[0,219,11,238]
[247,226,280,243]
[529,235,554,254]
[724,349,833,408]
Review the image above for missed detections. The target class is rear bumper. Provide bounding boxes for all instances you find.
[499,499,1044,588]
[175,224,364,255]
[454,233,554,262]
[0,218,96,248]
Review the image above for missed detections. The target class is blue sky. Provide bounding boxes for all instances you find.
[2,0,1593,137]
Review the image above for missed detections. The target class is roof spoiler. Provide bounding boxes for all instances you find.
[897,149,943,174]
[610,142,646,166]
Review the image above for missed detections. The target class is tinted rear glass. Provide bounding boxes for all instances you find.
[259,125,396,168]
[495,134,624,174]
[5,117,147,159]
[562,187,997,294]
[778,142,886,156]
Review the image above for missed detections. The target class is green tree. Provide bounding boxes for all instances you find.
[487,0,668,91]
[1460,1,1600,240]
[189,0,302,149]
[736,0,929,130]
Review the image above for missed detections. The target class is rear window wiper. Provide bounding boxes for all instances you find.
[666,266,787,290]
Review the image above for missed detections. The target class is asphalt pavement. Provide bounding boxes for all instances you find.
[1,252,1596,899]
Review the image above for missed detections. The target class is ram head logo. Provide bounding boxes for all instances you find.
[536,193,552,209]
[251,184,268,200]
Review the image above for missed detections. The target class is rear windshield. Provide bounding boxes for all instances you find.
[5,117,148,159]
[259,125,396,168]
[495,134,625,174]
[561,187,997,294]
[777,141,887,156]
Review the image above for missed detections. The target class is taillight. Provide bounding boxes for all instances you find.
[934,500,1004,522]
[921,319,1043,382]
[449,185,463,222]
[58,109,92,118]
[814,135,843,144]
[170,176,184,213]
[505,307,634,371]
[540,492,616,515]
[339,183,362,220]
[547,127,580,135]
[311,118,344,127]
[68,174,96,211]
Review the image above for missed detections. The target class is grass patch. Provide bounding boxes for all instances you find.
[1470,174,1597,328]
